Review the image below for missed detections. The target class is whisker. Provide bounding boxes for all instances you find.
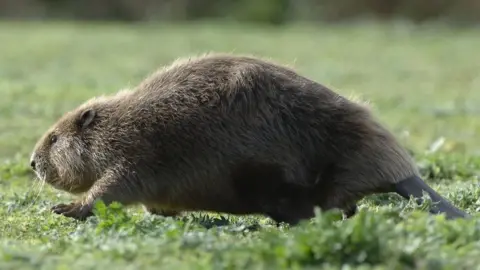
[23,176,44,210]
[35,178,46,202]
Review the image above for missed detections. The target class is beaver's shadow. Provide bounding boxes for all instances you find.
[175,213,275,232]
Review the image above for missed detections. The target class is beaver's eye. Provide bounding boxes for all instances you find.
[50,134,58,144]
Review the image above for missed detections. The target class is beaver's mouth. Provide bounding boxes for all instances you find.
[33,164,59,186]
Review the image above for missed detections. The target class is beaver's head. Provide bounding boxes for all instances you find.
[30,104,101,194]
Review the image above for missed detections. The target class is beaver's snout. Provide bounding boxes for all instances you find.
[29,152,37,171]
[30,152,41,173]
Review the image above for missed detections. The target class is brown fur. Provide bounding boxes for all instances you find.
[31,53,422,224]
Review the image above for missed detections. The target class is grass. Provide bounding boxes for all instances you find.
[1,20,480,269]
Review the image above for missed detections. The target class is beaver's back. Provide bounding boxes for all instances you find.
[130,55,348,159]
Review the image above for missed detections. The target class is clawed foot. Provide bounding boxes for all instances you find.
[51,202,94,221]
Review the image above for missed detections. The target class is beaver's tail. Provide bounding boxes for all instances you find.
[394,175,469,219]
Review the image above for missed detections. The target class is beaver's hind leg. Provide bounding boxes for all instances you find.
[229,160,320,225]
[263,197,316,225]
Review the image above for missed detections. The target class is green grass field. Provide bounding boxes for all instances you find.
[1,21,480,269]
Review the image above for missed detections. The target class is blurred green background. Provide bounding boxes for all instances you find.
[1,0,479,25]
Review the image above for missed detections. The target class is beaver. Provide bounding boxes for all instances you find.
[29,53,469,224]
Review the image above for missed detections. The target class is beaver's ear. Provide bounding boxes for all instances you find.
[78,109,96,129]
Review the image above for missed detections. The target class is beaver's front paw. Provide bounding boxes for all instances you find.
[51,202,94,221]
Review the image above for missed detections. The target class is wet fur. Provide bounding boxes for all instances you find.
[31,53,465,223]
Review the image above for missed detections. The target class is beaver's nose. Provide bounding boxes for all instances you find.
[30,159,36,171]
